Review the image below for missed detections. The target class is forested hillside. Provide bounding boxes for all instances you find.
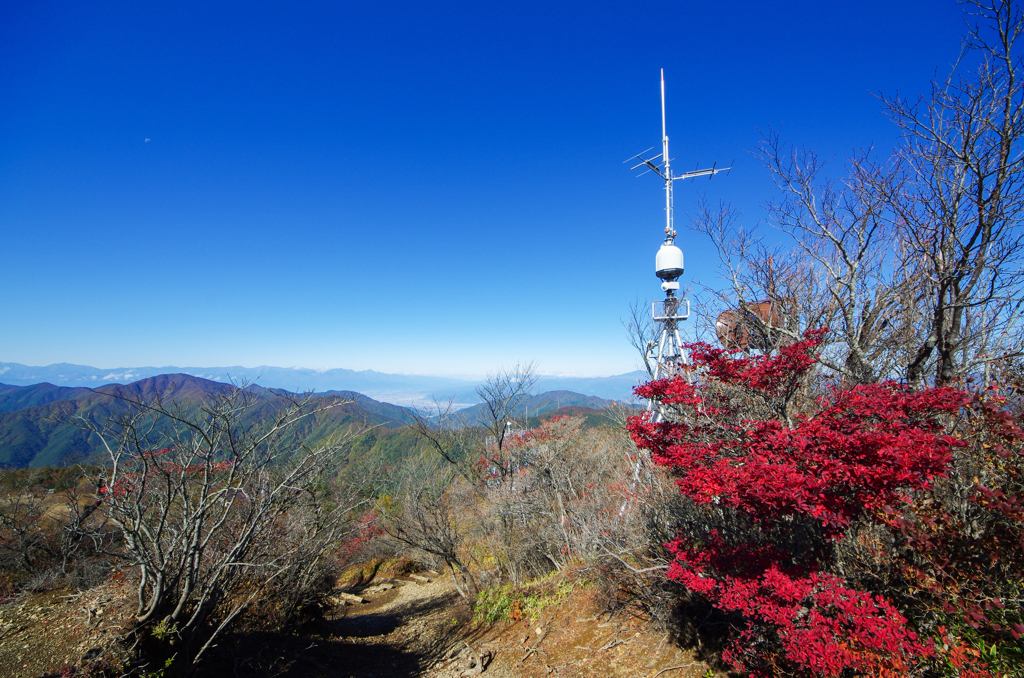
[0,374,617,470]
[0,374,419,468]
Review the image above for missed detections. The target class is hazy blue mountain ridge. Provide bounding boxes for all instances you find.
[0,362,649,405]
[454,390,618,426]
[0,371,628,468]
[0,383,95,413]
[0,362,475,400]
[0,374,421,468]
[534,374,647,402]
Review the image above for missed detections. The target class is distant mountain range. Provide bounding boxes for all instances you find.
[0,374,420,469]
[0,373,629,469]
[0,362,649,406]
[455,390,618,427]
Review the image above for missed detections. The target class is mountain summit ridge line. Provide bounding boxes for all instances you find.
[0,362,648,405]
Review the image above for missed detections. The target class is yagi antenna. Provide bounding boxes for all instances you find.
[624,69,731,237]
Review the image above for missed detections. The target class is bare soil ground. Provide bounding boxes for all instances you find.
[0,569,716,678]
[0,575,137,677]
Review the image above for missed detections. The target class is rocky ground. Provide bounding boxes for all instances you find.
[0,569,716,677]
[0,574,137,677]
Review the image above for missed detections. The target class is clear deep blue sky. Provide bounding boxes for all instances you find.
[1,1,967,377]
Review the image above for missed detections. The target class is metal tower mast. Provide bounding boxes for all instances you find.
[626,69,730,421]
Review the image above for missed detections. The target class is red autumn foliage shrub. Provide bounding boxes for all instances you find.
[628,329,1024,676]
[873,384,1024,668]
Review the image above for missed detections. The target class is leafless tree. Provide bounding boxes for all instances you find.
[412,363,538,482]
[65,382,370,674]
[692,148,920,386]
[693,0,1024,389]
[57,477,115,586]
[877,0,1024,387]
[410,395,484,488]
[402,364,692,604]
[380,450,480,599]
[0,481,58,580]
[624,298,660,378]
[756,141,919,383]
[0,471,112,591]
[402,367,543,590]
[475,362,538,457]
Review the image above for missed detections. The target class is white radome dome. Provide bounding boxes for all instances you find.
[656,242,684,281]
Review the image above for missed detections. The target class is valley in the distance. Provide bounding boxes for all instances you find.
[0,361,646,408]
[0,368,638,469]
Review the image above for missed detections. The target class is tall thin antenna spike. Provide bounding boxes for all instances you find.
[660,69,666,140]
[661,70,672,236]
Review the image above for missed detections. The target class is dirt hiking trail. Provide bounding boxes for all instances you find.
[0,570,713,677]
[253,570,713,678]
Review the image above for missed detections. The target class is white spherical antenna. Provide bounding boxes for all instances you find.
[656,235,684,282]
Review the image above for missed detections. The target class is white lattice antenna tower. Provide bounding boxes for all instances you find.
[626,69,730,421]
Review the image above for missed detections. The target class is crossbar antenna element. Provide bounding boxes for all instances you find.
[625,70,731,239]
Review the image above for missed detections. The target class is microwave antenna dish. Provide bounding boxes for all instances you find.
[625,69,731,422]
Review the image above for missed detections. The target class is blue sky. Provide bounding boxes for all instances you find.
[1,1,967,378]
